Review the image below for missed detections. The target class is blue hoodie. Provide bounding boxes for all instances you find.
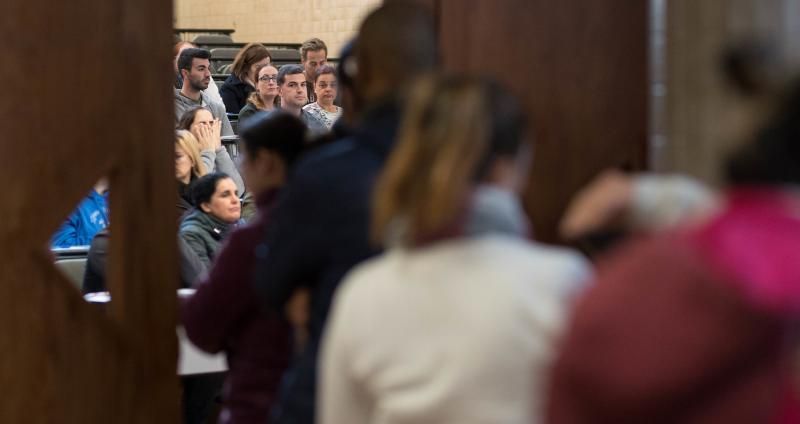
[52,190,109,248]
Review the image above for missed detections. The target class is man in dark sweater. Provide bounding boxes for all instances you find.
[253,4,437,423]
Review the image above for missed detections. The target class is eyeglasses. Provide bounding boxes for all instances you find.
[258,75,278,82]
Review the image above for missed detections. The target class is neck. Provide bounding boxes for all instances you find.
[281,102,302,116]
[180,85,202,102]
[259,94,276,110]
[319,101,336,112]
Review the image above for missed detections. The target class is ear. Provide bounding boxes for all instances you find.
[200,202,212,214]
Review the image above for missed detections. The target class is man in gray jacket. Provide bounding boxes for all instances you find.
[175,48,234,136]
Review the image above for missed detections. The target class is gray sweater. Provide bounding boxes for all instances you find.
[200,147,245,196]
[174,89,234,137]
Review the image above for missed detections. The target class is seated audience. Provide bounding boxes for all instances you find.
[175,48,234,136]
[219,43,272,114]
[319,75,591,423]
[547,79,800,422]
[238,64,279,124]
[302,65,342,129]
[300,38,328,104]
[52,179,109,248]
[174,40,224,106]
[179,172,242,268]
[177,107,245,195]
[271,64,327,135]
[182,112,309,424]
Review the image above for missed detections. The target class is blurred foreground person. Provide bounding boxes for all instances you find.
[320,75,590,424]
[254,4,438,423]
[182,113,308,424]
[548,79,800,423]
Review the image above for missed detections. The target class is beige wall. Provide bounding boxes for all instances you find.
[174,0,381,57]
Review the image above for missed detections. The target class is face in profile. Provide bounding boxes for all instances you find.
[279,73,309,108]
[200,177,241,223]
[185,58,211,91]
[315,74,338,106]
[175,145,193,184]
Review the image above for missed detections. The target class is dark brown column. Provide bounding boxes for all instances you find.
[437,0,648,242]
[0,0,179,421]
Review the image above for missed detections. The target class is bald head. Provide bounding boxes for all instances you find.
[355,3,437,101]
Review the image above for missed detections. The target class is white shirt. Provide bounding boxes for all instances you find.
[320,235,590,424]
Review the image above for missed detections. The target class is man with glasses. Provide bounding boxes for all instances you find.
[272,65,327,135]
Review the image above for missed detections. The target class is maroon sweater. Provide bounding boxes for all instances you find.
[548,189,800,423]
[181,190,291,424]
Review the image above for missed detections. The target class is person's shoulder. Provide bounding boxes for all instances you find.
[224,216,267,247]
[179,211,206,233]
[471,235,591,283]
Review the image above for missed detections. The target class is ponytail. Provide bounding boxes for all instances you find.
[372,75,497,245]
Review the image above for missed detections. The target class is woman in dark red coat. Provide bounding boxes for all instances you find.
[181,112,308,424]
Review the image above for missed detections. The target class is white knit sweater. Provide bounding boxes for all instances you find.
[319,235,590,424]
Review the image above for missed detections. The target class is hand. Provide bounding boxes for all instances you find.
[191,123,214,151]
[559,169,634,240]
[212,119,222,149]
[285,288,310,352]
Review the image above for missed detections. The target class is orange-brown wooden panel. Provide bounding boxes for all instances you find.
[0,0,178,421]
[438,0,648,243]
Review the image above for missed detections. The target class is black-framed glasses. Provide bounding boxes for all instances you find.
[258,75,278,82]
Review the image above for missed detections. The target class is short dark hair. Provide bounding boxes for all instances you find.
[177,48,211,73]
[177,106,208,131]
[277,64,305,85]
[314,65,336,84]
[190,172,232,207]
[239,111,308,167]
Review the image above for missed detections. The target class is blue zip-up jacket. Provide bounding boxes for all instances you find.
[52,190,109,248]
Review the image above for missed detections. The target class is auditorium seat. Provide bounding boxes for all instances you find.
[210,47,240,73]
[192,34,234,45]
[269,49,301,68]
[55,258,86,290]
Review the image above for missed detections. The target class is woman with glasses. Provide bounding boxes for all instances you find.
[302,65,342,129]
[177,106,245,196]
[239,64,280,124]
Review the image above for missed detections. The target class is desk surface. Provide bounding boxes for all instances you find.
[84,291,227,376]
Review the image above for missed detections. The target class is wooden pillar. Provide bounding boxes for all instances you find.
[0,0,179,421]
[437,0,648,243]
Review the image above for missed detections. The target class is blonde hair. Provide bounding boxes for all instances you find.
[373,75,493,245]
[175,130,207,179]
[373,74,526,245]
